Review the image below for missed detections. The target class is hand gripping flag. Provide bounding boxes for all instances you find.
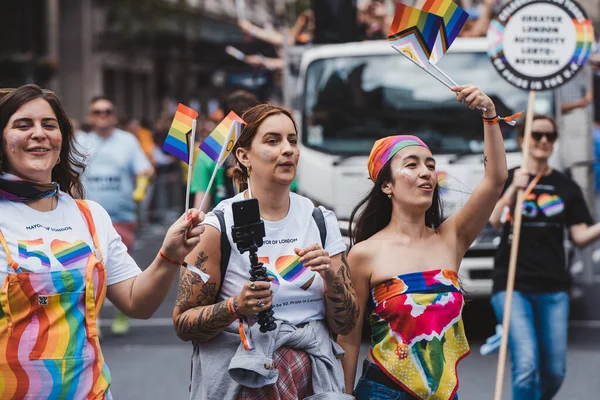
[388,3,444,69]
[162,104,199,163]
[422,0,469,64]
[199,111,246,165]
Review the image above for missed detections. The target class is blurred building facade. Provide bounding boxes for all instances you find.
[0,0,291,122]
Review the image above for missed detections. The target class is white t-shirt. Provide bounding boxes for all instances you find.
[0,192,141,286]
[203,192,346,326]
[78,129,151,223]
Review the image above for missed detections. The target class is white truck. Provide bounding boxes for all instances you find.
[283,37,593,298]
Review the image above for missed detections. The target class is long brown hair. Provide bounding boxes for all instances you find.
[0,84,86,198]
[228,103,297,185]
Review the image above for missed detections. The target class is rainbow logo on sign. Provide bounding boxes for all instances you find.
[572,18,594,64]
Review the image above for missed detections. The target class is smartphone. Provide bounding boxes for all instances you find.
[232,198,261,227]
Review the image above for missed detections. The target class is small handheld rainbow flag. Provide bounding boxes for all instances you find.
[388,3,444,69]
[199,111,246,164]
[162,103,199,163]
[422,0,469,64]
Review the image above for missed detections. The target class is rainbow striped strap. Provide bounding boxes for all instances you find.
[0,229,18,271]
[75,200,104,262]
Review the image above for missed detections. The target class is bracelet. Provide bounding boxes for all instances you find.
[482,115,499,125]
[227,297,240,318]
[159,250,183,266]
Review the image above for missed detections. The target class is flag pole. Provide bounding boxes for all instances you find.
[185,119,197,214]
[391,47,453,89]
[493,90,536,400]
[430,63,458,86]
[198,121,236,212]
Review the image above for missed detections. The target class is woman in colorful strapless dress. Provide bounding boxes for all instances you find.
[337,85,509,400]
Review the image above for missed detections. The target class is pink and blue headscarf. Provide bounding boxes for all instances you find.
[367,135,429,182]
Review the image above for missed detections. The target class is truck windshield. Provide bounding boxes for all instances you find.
[303,52,554,155]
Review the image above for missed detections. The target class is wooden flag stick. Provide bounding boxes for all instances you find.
[493,89,536,400]
[185,119,197,214]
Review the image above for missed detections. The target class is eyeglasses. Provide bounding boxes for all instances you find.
[531,131,557,142]
[91,109,114,116]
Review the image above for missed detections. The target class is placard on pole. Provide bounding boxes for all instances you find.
[486,1,594,398]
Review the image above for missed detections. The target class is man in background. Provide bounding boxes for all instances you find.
[79,96,153,335]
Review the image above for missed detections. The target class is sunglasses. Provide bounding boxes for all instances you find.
[531,131,557,142]
[91,109,114,116]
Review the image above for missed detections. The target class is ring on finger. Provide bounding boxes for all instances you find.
[249,282,256,290]
[325,264,331,270]
[256,300,264,307]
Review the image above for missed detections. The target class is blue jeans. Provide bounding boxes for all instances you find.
[354,360,459,400]
[491,291,569,400]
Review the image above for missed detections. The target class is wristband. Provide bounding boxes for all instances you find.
[482,115,499,125]
[159,250,183,266]
[227,297,240,318]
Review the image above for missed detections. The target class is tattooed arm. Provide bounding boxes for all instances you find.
[173,225,274,342]
[323,253,360,335]
[172,225,234,342]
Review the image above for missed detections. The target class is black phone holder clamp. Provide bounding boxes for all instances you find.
[231,219,276,333]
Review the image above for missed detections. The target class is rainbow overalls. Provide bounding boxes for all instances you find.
[0,200,112,399]
[368,269,470,400]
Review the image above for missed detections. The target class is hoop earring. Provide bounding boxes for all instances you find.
[56,156,61,165]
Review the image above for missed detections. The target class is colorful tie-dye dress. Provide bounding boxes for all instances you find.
[368,269,470,400]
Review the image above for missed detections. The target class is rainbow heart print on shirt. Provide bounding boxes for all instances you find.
[276,255,316,290]
[51,239,92,267]
[537,193,564,217]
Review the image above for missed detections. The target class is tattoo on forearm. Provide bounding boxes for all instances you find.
[174,251,232,341]
[174,268,206,313]
[326,255,359,334]
[175,300,234,342]
[483,155,488,167]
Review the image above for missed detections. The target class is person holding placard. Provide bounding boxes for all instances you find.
[337,85,507,400]
[489,114,600,400]
[173,104,358,400]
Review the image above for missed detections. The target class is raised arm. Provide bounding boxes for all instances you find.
[337,244,371,394]
[442,85,508,256]
[172,225,273,342]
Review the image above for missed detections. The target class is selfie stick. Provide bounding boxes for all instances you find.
[231,200,276,333]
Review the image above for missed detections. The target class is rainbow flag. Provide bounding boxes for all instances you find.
[388,3,443,69]
[422,0,469,64]
[199,111,246,164]
[162,103,199,163]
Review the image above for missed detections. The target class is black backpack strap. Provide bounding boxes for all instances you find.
[312,207,327,248]
[213,209,231,289]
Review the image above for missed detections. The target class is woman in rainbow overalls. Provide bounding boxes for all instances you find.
[0,84,204,399]
[338,84,509,400]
